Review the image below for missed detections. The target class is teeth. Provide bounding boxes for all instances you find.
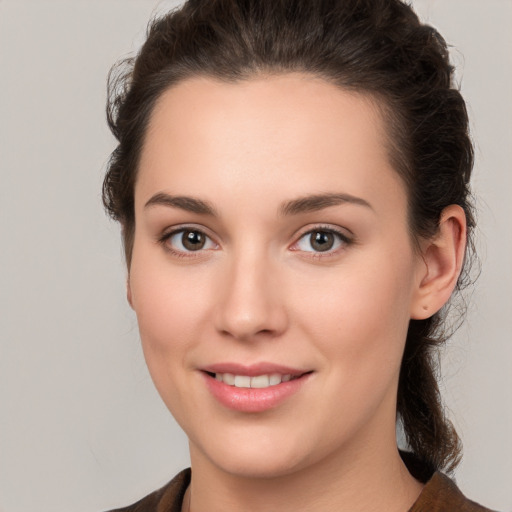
[234,375,251,388]
[269,374,282,385]
[214,372,295,388]
[250,375,269,388]
[223,373,235,385]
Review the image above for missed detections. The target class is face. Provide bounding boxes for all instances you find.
[129,74,425,478]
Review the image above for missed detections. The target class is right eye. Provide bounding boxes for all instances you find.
[162,228,217,255]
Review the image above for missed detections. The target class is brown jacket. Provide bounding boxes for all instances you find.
[107,468,496,512]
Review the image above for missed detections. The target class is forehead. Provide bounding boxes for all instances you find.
[136,74,405,215]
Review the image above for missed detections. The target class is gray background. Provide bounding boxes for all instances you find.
[0,1,510,510]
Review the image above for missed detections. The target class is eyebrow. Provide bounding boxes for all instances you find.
[144,193,217,216]
[144,191,373,217]
[280,193,373,216]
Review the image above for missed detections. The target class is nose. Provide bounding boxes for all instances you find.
[214,250,288,342]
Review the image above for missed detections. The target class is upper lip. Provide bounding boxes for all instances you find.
[201,362,311,377]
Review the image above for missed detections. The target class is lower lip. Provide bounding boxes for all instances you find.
[202,372,311,413]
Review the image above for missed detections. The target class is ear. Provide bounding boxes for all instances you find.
[410,205,467,320]
[126,276,134,309]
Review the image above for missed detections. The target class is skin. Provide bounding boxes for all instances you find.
[128,74,466,512]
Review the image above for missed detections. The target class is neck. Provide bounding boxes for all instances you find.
[186,433,423,512]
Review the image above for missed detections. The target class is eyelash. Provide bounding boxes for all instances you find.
[158,225,353,259]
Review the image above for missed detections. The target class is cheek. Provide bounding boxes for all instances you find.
[287,256,416,441]
[128,256,222,432]
[291,249,416,378]
[128,246,213,384]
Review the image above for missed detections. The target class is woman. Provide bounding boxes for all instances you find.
[103,0,494,510]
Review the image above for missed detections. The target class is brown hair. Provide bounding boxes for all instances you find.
[103,0,475,475]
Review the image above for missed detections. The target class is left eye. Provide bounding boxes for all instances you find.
[166,229,217,253]
[295,229,348,253]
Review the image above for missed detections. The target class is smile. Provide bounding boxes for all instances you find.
[201,365,313,413]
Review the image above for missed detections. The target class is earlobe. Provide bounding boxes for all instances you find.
[410,205,467,320]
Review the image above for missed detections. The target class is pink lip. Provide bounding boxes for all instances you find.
[202,362,308,377]
[200,362,313,413]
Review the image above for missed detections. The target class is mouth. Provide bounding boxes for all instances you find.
[200,364,313,412]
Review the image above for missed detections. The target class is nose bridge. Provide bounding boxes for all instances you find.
[215,242,287,340]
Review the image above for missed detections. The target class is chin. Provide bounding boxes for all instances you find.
[190,425,324,480]
[212,450,307,479]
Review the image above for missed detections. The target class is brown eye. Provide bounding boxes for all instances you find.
[182,230,206,251]
[165,228,217,254]
[310,231,335,252]
[294,228,350,254]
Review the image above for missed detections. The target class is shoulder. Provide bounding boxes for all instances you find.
[104,468,190,512]
[410,472,498,512]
